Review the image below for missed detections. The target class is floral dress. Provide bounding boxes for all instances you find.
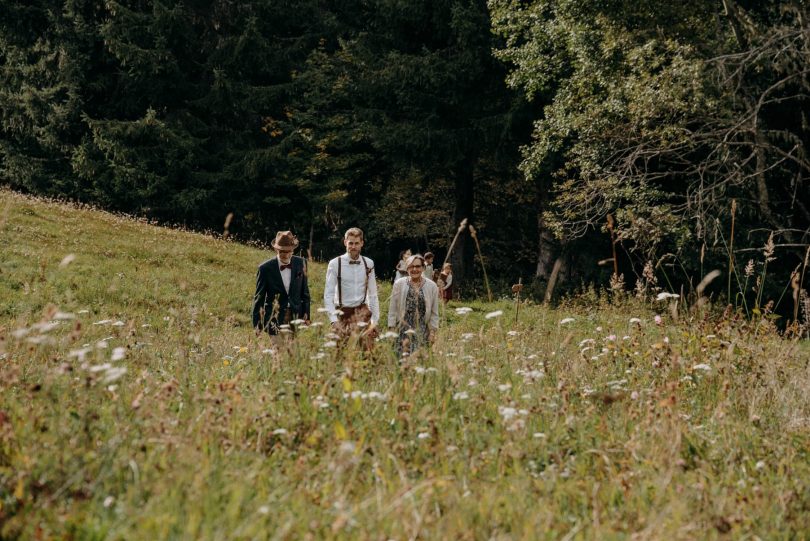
[397,282,429,356]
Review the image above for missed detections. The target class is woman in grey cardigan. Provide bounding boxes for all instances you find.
[387,254,439,356]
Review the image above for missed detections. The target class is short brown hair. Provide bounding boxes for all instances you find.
[344,227,364,241]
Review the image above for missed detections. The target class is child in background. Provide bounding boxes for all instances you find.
[438,262,453,302]
[394,249,411,281]
[422,252,435,282]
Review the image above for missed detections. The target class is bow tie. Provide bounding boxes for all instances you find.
[348,259,361,265]
[280,263,292,270]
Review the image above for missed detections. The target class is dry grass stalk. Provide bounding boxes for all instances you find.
[468,225,492,302]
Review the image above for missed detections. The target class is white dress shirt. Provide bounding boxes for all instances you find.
[279,263,291,293]
[323,254,380,324]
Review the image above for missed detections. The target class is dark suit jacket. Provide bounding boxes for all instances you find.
[252,255,311,334]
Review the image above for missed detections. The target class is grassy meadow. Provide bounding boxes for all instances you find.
[1,190,810,540]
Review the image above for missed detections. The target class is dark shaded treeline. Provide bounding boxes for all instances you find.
[2,1,809,311]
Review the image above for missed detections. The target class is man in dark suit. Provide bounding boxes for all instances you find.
[252,230,311,335]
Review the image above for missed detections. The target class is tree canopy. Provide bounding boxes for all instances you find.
[1,0,808,306]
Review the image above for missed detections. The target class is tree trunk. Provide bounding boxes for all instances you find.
[535,176,557,280]
[450,160,475,284]
[536,212,557,279]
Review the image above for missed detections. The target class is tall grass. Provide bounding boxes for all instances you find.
[1,190,809,539]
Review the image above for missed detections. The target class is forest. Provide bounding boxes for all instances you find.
[2,0,809,307]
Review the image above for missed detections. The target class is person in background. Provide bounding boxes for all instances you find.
[438,262,453,302]
[323,227,380,349]
[252,230,310,336]
[422,252,434,282]
[394,249,411,281]
[388,254,439,357]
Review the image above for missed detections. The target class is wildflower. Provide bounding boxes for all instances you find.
[290,319,305,326]
[461,333,475,341]
[272,428,288,435]
[507,330,519,337]
[606,334,617,341]
[417,432,430,440]
[102,366,127,383]
[755,461,766,471]
[533,432,546,439]
[69,348,92,361]
[744,259,755,277]
[485,310,503,319]
[103,496,115,508]
[89,363,112,372]
[763,232,775,262]
[59,254,76,267]
[507,418,526,432]
[316,307,331,313]
[468,379,478,387]
[258,506,270,515]
[112,321,125,327]
[497,383,512,392]
[453,391,469,400]
[654,315,663,325]
[93,319,113,326]
[381,331,398,339]
[498,406,518,420]
[656,292,679,301]
[262,348,275,354]
[339,441,356,454]
[111,347,126,361]
[559,317,575,325]
[692,363,711,372]
[455,307,473,315]
[323,341,337,348]
[629,317,641,324]
[630,391,639,400]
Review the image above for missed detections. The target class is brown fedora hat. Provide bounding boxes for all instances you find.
[272,230,299,250]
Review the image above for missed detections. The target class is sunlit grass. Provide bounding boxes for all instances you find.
[1,190,809,539]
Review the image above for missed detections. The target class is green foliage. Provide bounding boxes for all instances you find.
[491,0,810,298]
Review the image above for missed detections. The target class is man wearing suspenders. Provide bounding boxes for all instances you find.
[323,227,380,348]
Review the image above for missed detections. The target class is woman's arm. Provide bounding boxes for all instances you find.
[387,279,401,328]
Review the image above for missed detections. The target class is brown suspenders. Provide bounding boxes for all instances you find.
[337,256,370,308]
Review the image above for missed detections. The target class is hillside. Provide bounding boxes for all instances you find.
[1,190,809,539]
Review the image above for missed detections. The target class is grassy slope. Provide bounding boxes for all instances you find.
[1,190,809,540]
